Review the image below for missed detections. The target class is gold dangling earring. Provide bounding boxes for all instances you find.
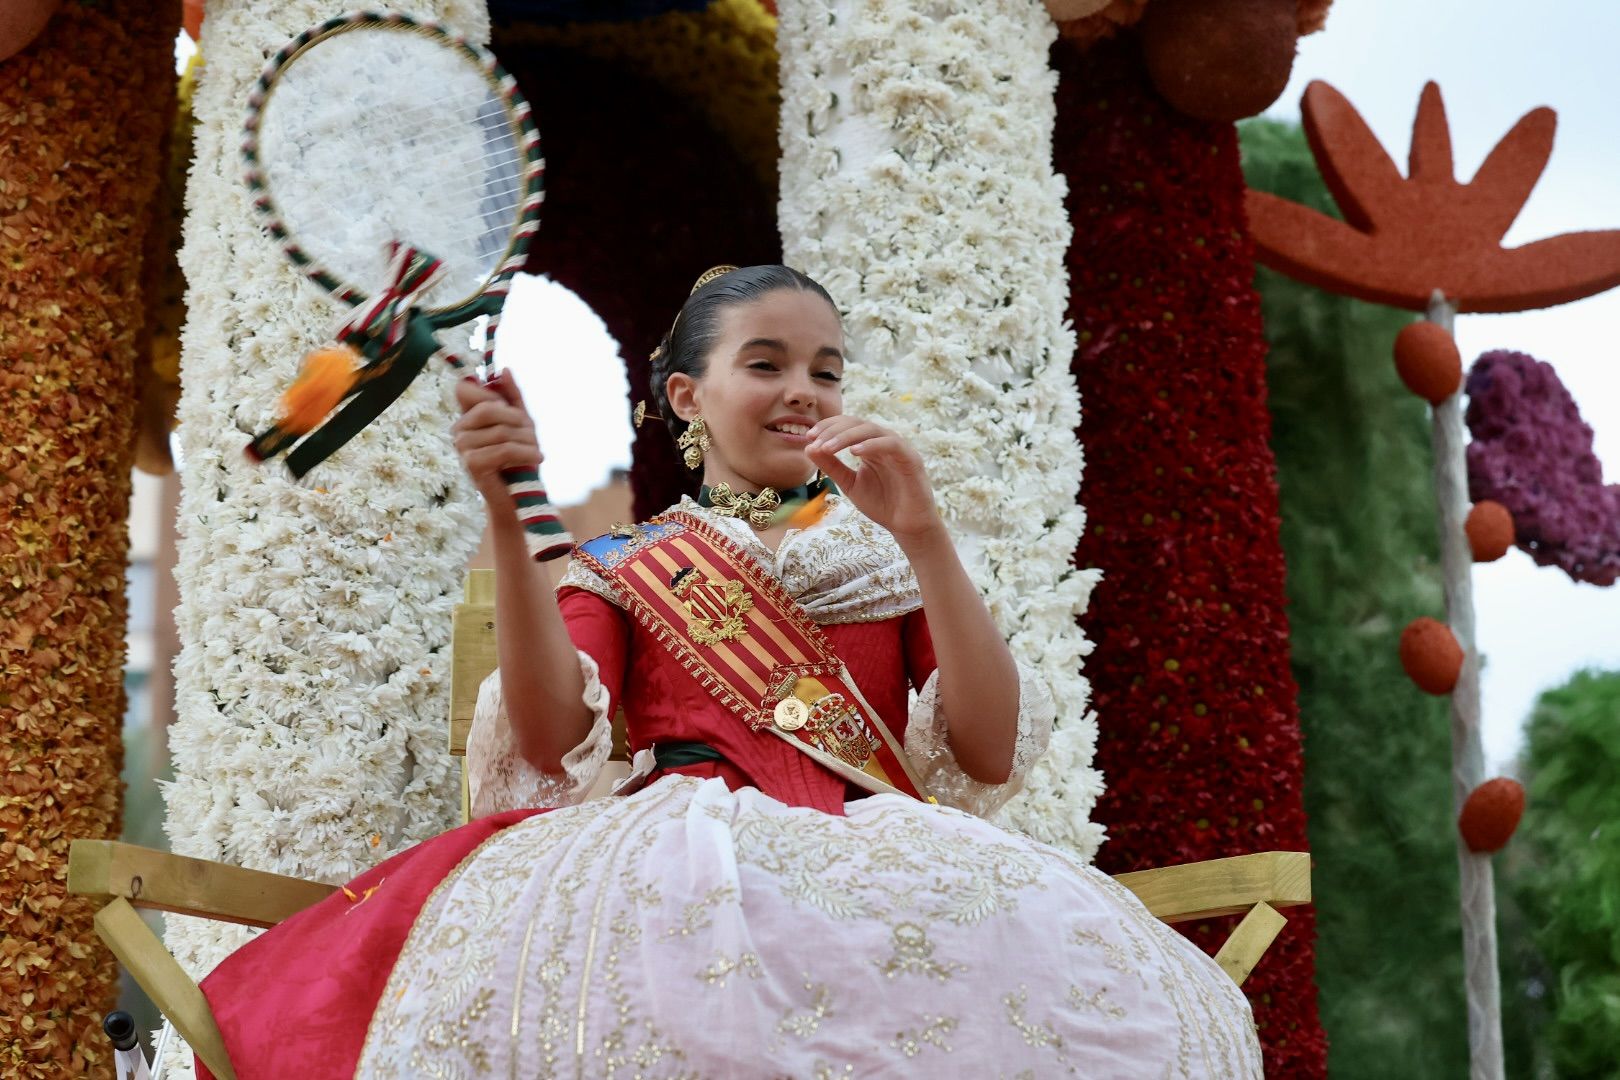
[677,416,711,471]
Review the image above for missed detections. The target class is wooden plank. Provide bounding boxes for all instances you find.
[449,598,497,756]
[449,567,499,756]
[465,567,496,605]
[69,840,335,928]
[449,714,474,757]
[1213,902,1288,987]
[94,897,237,1080]
[1112,851,1310,923]
[460,755,471,827]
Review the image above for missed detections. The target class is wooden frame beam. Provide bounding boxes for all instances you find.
[1213,902,1288,987]
[94,897,237,1080]
[1113,851,1311,923]
[69,840,336,928]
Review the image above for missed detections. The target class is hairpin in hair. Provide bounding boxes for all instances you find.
[632,400,666,429]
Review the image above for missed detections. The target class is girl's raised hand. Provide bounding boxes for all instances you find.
[452,372,542,511]
[804,416,942,544]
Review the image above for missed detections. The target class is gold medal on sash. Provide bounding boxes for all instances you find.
[772,697,810,731]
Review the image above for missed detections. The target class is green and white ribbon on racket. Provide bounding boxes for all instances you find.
[240,10,570,562]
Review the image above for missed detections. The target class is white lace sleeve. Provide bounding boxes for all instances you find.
[902,662,1055,818]
[466,650,615,816]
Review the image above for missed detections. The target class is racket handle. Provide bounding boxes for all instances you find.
[500,466,573,562]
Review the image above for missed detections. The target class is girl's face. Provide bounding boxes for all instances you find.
[666,289,845,492]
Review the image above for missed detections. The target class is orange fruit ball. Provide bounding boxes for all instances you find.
[1465,500,1515,562]
[1458,777,1525,854]
[1399,617,1464,695]
[1393,321,1463,405]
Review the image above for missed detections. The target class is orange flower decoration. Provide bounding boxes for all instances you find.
[279,345,361,435]
[1247,81,1620,313]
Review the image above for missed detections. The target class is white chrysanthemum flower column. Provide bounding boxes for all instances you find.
[777,0,1104,858]
[163,0,491,990]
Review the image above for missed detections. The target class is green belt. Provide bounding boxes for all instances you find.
[653,742,725,769]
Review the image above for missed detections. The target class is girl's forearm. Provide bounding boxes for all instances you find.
[488,512,593,772]
[898,524,1020,784]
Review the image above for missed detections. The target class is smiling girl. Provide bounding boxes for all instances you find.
[195,265,1261,1079]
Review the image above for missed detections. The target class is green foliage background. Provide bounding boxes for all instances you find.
[1241,118,1468,1077]
[1501,669,1620,1078]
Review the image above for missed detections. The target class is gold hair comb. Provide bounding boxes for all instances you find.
[690,265,738,294]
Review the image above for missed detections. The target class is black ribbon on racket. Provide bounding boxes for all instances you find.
[248,246,500,479]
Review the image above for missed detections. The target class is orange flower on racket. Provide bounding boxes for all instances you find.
[1246,80,1620,313]
[280,345,360,435]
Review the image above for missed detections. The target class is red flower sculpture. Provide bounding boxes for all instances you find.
[1247,81,1620,313]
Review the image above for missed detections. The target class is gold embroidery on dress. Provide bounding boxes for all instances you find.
[663,884,738,939]
[357,799,614,1077]
[810,1063,855,1080]
[1002,986,1071,1062]
[608,522,653,548]
[891,1014,958,1057]
[697,952,762,987]
[1068,985,1128,1021]
[776,979,835,1040]
[877,923,965,982]
[361,773,1261,1080]
[1072,926,1150,988]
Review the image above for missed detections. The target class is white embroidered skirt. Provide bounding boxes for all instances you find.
[358,776,1261,1078]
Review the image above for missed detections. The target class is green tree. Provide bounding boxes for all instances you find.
[1240,118,1468,1077]
[1503,669,1620,1078]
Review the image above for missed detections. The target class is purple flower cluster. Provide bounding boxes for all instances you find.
[1465,349,1620,586]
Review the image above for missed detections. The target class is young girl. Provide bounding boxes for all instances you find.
[197,265,1261,1078]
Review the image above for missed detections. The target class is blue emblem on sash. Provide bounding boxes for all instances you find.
[579,519,685,569]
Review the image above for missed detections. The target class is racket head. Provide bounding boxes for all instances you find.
[242,12,541,317]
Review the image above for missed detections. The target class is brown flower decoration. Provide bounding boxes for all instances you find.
[1247,80,1620,313]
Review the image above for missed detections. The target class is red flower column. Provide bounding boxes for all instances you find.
[1056,38,1324,1074]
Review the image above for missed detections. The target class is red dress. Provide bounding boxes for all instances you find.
[197,589,938,1079]
[194,501,1260,1079]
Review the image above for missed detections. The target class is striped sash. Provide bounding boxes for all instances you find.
[573,511,927,801]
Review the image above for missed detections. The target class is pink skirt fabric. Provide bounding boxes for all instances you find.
[351,777,1261,1078]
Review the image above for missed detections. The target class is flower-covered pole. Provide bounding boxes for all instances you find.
[1422,291,1506,1077]
[777,0,1104,857]
[161,0,490,1018]
[1052,35,1323,1074]
[0,1,179,1075]
[1249,80,1620,1080]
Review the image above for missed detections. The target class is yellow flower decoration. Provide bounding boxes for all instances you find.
[0,0,178,1074]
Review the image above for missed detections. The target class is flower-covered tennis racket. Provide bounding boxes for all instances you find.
[242,11,570,560]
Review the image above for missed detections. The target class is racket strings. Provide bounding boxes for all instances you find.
[261,51,528,307]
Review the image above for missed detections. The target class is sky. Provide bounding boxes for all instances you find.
[177,0,1618,770]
